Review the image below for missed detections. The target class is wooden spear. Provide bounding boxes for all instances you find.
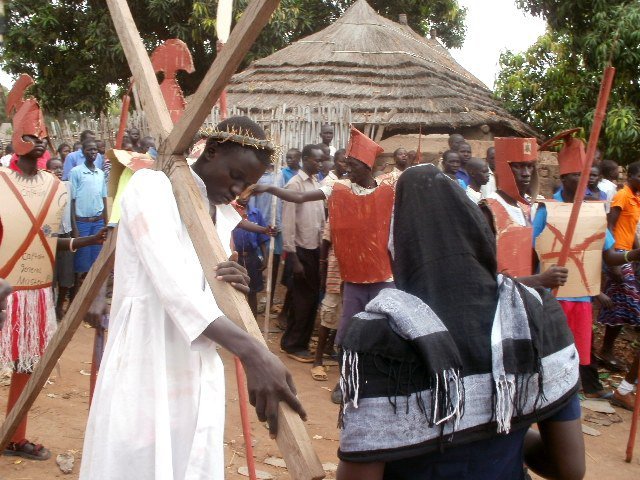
[553,67,615,275]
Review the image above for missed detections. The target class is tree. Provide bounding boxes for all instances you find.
[495,1,640,165]
[1,0,466,114]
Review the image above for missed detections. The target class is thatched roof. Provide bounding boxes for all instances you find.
[227,0,537,138]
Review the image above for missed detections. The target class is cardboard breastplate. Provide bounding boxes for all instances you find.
[0,168,66,290]
[485,197,533,278]
[328,182,394,283]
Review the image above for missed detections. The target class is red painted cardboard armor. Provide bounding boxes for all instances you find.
[484,197,533,277]
[328,181,394,283]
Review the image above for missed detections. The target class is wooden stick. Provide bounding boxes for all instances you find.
[104,1,324,478]
[263,156,282,335]
[554,67,615,272]
[0,231,117,450]
[625,352,640,462]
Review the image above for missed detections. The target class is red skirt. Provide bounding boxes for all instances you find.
[558,300,592,366]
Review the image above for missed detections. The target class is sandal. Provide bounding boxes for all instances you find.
[4,440,51,460]
[311,365,328,381]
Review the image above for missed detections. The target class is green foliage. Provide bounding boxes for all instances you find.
[2,0,466,114]
[496,1,640,165]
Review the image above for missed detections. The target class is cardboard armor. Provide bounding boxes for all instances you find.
[484,197,533,278]
[328,181,394,283]
[0,169,67,290]
[537,201,606,297]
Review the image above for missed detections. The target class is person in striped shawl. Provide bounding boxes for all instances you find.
[337,164,585,480]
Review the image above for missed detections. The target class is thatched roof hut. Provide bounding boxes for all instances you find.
[227,0,537,140]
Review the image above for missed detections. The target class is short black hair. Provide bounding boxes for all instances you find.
[5,143,13,154]
[57,142,71,154]
[302,143,323,159]
[442,149,459,162]
[627,161,640,177]
[393,147,406,157]
[82,139,97,150]
[600,159,618,177]
[206,116,271,166]
[590,164,601,174]
[335,148,346,157]
[46,157,62,169]
[79,129,95,142]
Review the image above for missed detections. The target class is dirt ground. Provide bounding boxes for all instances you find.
[0,297,639,479]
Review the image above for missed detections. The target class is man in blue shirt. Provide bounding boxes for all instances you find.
[280,148,301,185]
[70,140,108,279]
[455,141,473,186]
[62,130,104,180]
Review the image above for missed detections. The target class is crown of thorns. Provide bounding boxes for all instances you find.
[198,126,276,153]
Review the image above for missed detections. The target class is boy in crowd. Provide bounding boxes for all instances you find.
[62,129,104,180]
[320,123,336,157]
[46,157,75,319]
[455,141,473,187]
[70,140,108,284]
[232,196,271,316]
[465,157,490,204]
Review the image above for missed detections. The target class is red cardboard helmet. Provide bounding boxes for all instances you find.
[494,137,539,204]
[345,126,383,169]
[6,74,48,156]
[540,128,585,175]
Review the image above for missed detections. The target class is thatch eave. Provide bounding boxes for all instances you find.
[226,0,537,138]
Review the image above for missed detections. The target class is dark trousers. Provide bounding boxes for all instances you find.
[281,247,320,353]
[580,353,605,394]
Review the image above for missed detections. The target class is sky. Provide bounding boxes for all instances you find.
[0,0,547,91]
[450,0,547,89]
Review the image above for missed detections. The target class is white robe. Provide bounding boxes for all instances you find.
[80,169,240,480]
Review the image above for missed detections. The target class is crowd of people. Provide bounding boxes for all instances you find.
[1,112,639,479]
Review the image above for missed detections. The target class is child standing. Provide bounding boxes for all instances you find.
[47,157,75,318]
[70,140,108,283]
[232,197,271,316]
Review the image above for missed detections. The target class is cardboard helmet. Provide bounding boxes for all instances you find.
[540,128,585,176]
[345,126,383,169]
[6,74,48,156]
[494,137,539,204]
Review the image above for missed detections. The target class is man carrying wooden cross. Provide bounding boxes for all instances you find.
[80,117,306,480]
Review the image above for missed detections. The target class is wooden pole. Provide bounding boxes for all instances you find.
[554,67,615,272]
[235,356,259,480]
[115,88,132,148]
[263,155,282,335]
[0,231,117,450]
[625,352,640,462]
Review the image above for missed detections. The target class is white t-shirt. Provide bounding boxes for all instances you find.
[488,192,527,226]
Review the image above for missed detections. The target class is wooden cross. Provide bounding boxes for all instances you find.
[0,1,325,478]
